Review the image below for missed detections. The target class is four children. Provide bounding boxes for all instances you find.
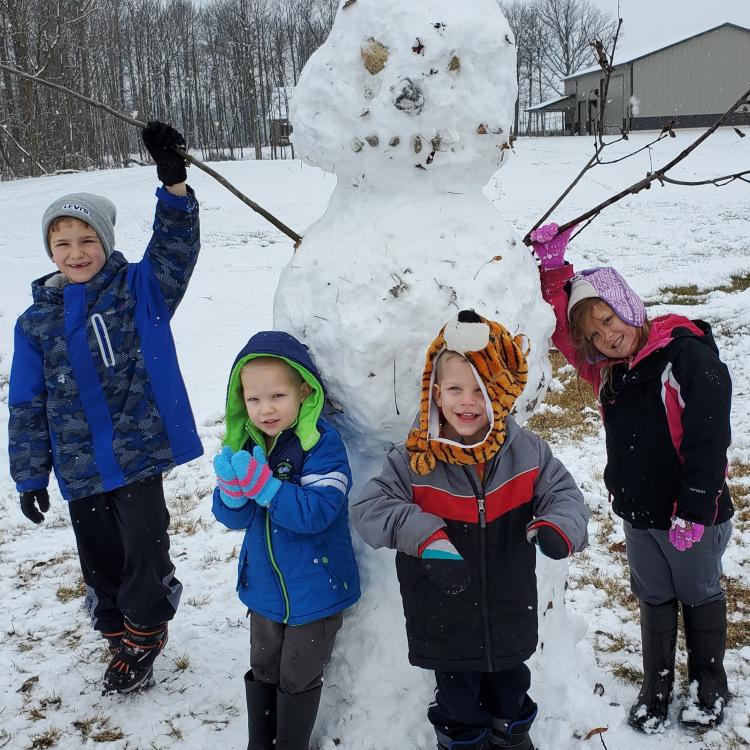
[6,132,736,746]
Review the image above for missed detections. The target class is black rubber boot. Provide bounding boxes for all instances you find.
[680,598,729,727]
[103,619,168,694]
[275,683,322,750]
[245,671,277,749]
[627,600,677,733]
[490,696,537,748]
[436,728,490,749]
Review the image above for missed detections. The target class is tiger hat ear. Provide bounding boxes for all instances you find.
[406,310,529,475]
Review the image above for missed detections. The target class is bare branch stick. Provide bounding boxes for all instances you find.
[525,18,623,238]
[0,61,303,245]
[659,170,750,187]
[539,87,750,240]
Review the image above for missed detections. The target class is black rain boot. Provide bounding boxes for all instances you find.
[490,696,537,749]
[245,671,277,750]
[627,600,677,733]
[275,683,322,750]
[103,619,168,694]
[680,598,729,727]
[436,728,490,749]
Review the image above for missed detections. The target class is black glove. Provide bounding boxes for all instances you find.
[142,121,188,186]
[20,489,50,524]
[423,558,472,595]
[534,525,570,560]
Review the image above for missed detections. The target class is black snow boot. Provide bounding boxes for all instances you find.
[275,683,322,750]
[103,619,168,694]
[627,599,677,733]
[490,696,537,749]
[436,728,489,749]
[245,671,277,750]
[101,628,125,655]
[680,598,729,727]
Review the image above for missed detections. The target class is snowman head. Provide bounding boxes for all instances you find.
[290,0,518,191]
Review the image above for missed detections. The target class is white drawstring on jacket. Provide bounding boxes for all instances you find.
[91,313,115,368]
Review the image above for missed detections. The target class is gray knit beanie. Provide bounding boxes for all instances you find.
[42,193,117,259]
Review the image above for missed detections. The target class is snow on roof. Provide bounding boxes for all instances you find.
[563,21,750,81]
[525,94,574,112]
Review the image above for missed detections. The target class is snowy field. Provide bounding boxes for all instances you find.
[0,128,749,749]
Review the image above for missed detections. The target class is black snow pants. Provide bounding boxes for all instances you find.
[68,475,182,633]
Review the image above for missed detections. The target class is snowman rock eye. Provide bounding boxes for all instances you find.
[361,38,389,74]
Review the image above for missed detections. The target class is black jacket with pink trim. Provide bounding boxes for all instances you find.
[351,417,588,672]
[540,265,733,530]
[598,319,733,530]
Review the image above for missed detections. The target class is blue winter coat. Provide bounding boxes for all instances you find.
[8,187,203,501]
[211,331,361,625]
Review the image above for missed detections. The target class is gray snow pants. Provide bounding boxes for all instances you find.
[250,610,343,694]
[624,520,732,606]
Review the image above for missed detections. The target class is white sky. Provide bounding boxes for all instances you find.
[591,0,750,50]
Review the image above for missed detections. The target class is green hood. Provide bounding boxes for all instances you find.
[223,354,324,454]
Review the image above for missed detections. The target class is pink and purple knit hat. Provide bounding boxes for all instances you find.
[567,267,646,326]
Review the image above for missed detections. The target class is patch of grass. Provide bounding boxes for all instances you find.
[528,351,599,441]
[55,579,85,603]
[166,719,184,741]
[170,517,201,536]
[725,576,750,649]
[29,727,61,749]
[611,662,643,685]
[595,513,616,546]
[172,653,191,671]
[655,272,750,306]
[572,566,637,611]
[730,459,750,480]
[72,715,124,743]
[595,630,636,654]
[186,592,213,608]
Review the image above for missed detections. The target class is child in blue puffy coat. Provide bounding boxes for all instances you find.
[211,331,360,750]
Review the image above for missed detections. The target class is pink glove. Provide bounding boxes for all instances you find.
[668,517,705,551]
[530,223,576,270]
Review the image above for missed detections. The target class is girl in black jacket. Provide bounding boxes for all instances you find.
[533,223,733,732]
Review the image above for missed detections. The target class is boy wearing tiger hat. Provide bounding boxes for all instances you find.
[352,310,589,750]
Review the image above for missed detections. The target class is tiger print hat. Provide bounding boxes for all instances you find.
[405,310,529,475]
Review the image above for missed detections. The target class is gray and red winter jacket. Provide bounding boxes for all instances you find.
[541,264,733,530]
[351,416,588,672]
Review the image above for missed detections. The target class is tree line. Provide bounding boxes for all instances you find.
[0,0,614,180]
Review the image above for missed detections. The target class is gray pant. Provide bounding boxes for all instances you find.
[624,520,732,606]
[250,610,343,694]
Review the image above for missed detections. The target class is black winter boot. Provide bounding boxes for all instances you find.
[275,683,322,750]
[627,600,677,733]
[245,671,277,749]
[680,598,729,727]
[490,696,537,749]
[103,619,168,694]
[436,728,490,749]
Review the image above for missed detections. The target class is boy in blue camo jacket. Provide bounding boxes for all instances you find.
[8,121,202,694]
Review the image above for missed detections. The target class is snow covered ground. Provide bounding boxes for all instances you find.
[0,128,749,749]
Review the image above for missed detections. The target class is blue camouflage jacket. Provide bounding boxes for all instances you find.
[212,331,361,625]
[8,187,203,501]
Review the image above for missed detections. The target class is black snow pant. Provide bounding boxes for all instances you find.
[428,664,532,743]
[68,475,182,634]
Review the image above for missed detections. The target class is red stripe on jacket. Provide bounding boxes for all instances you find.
[412,467,539,523]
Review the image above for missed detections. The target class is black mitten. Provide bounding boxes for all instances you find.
[142,121,188,185]
[423,558,472,595]
[534,525,570,560]
[20,489,50,524]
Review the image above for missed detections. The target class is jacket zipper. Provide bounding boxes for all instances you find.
[464,468,493,671]
[262,467,291,623]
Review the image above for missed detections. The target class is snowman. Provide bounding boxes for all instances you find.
[273,0,594,747]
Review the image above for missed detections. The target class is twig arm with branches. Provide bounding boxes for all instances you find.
[0,61,303,246]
